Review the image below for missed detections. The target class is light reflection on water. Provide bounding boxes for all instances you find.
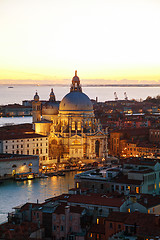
[0,171,78,223]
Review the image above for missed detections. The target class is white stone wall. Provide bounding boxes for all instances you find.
[0,156,39,177]
[2,136,48,165]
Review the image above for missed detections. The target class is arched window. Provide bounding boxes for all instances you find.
[77,122,81,131]
[72,122,75,131]
[95,140,100,157]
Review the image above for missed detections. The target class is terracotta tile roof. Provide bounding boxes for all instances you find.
[19,202,42,212]
[106,212,129,222]
[137,194,160,208]
[0,123,47,140]
[54,204,84,215]
[0,221,39,240]
[68,194,125,207]
[45,194,71,203]
[112,175,142,185]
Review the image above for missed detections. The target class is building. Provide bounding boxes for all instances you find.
[33,71,108,162]
[0,124,48,165]
[75,158,160,195]
[0,153,39,179]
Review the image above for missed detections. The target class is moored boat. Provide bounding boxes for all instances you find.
[14,172,35,181]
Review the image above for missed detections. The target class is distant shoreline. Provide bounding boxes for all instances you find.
[1,84,160,87]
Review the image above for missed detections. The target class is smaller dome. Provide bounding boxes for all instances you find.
[42,101,59,115]
[34,92,39,101]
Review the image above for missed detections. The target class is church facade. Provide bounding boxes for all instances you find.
[32,71,108,162]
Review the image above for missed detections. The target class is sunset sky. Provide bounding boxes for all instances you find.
[0,0,160,84]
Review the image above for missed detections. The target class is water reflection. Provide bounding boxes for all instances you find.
[0,171,78,223]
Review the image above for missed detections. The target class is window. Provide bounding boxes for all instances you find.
[33,139,35,141]
[121,185,124,191]
[60,225,64,231]
[27,150,29,155]
[46,149,48,153]
[6,141,7,143]
[12,145,14,149]
[40,149,42,154]
[27,144,29,147]
[53,225,56,230]
[136,187,139,193]
[5,146,8,149]
[97,218,99,224]
[109,222,113,229]
[21,151,23,154]
[46,143,48,146]
[37,212,39,218]
[37,143,38,147]
[77,122,81,130]
[76,182,79,188]
[128,208,130,213]
[116,185,119,191]
[96,234,99,240]
[118,224,121,229]
[33,149,35,154]
[70,215,72,221]
[40,143,42,146]
[21,140,23,142]
[21,145,23,148]
[17,145,19,148]
[72,122,75,131]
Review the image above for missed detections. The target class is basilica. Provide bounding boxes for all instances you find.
[32,71,108,161]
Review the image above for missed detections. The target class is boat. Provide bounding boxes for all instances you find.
[8,86,14,88]
[57,172,65,177]
[14,172,35,181]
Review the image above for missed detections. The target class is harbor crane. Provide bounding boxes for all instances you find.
[124,92,128,100]
[114,92,118,101]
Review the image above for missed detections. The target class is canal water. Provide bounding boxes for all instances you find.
[0,171,78,224]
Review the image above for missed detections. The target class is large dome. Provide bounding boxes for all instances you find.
[59,91,93,113]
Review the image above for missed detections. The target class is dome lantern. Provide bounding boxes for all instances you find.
[70,70,82,92]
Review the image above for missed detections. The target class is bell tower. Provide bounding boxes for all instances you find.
[32,92,41,123]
